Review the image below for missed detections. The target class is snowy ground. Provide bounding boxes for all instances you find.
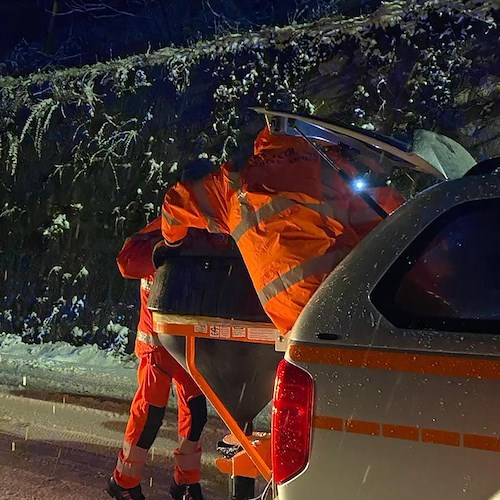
[0,333,269,499]
[0,333,138,401]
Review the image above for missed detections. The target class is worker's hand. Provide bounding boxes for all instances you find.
[152,240,182,269]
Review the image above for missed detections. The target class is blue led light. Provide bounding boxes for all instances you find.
[353,178,367,191]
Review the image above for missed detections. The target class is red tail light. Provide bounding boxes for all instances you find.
[272,358,314,484]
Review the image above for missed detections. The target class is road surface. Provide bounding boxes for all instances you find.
[0,387,229,499]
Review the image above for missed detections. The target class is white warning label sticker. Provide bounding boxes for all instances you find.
[219,326,231,339]
[247,327,276,342]
[231,327,247,338]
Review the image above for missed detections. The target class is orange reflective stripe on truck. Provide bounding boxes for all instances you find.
[312,415,500,452]
[288,344,500,380]
[291,344,499,452]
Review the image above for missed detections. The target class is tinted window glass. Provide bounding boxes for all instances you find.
[372,199,500,333]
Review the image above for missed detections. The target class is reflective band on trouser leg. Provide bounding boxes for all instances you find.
[114,355,170,489]
[190,182,221,233]
[257,248,348,305]
[174,437,202,485]
[114,441,148,489]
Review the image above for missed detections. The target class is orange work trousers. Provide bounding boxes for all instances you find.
[113,348,207,488]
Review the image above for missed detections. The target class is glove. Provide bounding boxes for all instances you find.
[152,240,182,269]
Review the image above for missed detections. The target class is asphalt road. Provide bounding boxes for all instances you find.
[0,388,228,499]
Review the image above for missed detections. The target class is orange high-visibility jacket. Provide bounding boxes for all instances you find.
[161,126,404,333]
[117,217,162,280]
[116,217,163,356]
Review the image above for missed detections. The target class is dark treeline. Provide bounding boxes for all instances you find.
[0,0,381,75]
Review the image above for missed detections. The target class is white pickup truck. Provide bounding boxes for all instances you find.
[272,163,500,499]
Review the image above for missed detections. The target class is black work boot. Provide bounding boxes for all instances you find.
[107,477,145,500]
[169,480,204,500]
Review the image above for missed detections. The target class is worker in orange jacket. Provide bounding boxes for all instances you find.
[107,217,207,500]
[161,126,404,334]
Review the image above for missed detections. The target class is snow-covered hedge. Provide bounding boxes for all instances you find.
[0,0,498,348]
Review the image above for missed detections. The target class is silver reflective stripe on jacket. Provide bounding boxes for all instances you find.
[228,171,242,190]
[136,330,163,346]
[232,197,296,242]
[304,201,337,219]
[257,249,348,304]
[232,195,339,242]
[162,208,182,226]
[140,278,153,291]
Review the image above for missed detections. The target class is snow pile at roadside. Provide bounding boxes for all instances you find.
[0,333,272,427]
[0,332,138,400]
[0,331,135,369]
